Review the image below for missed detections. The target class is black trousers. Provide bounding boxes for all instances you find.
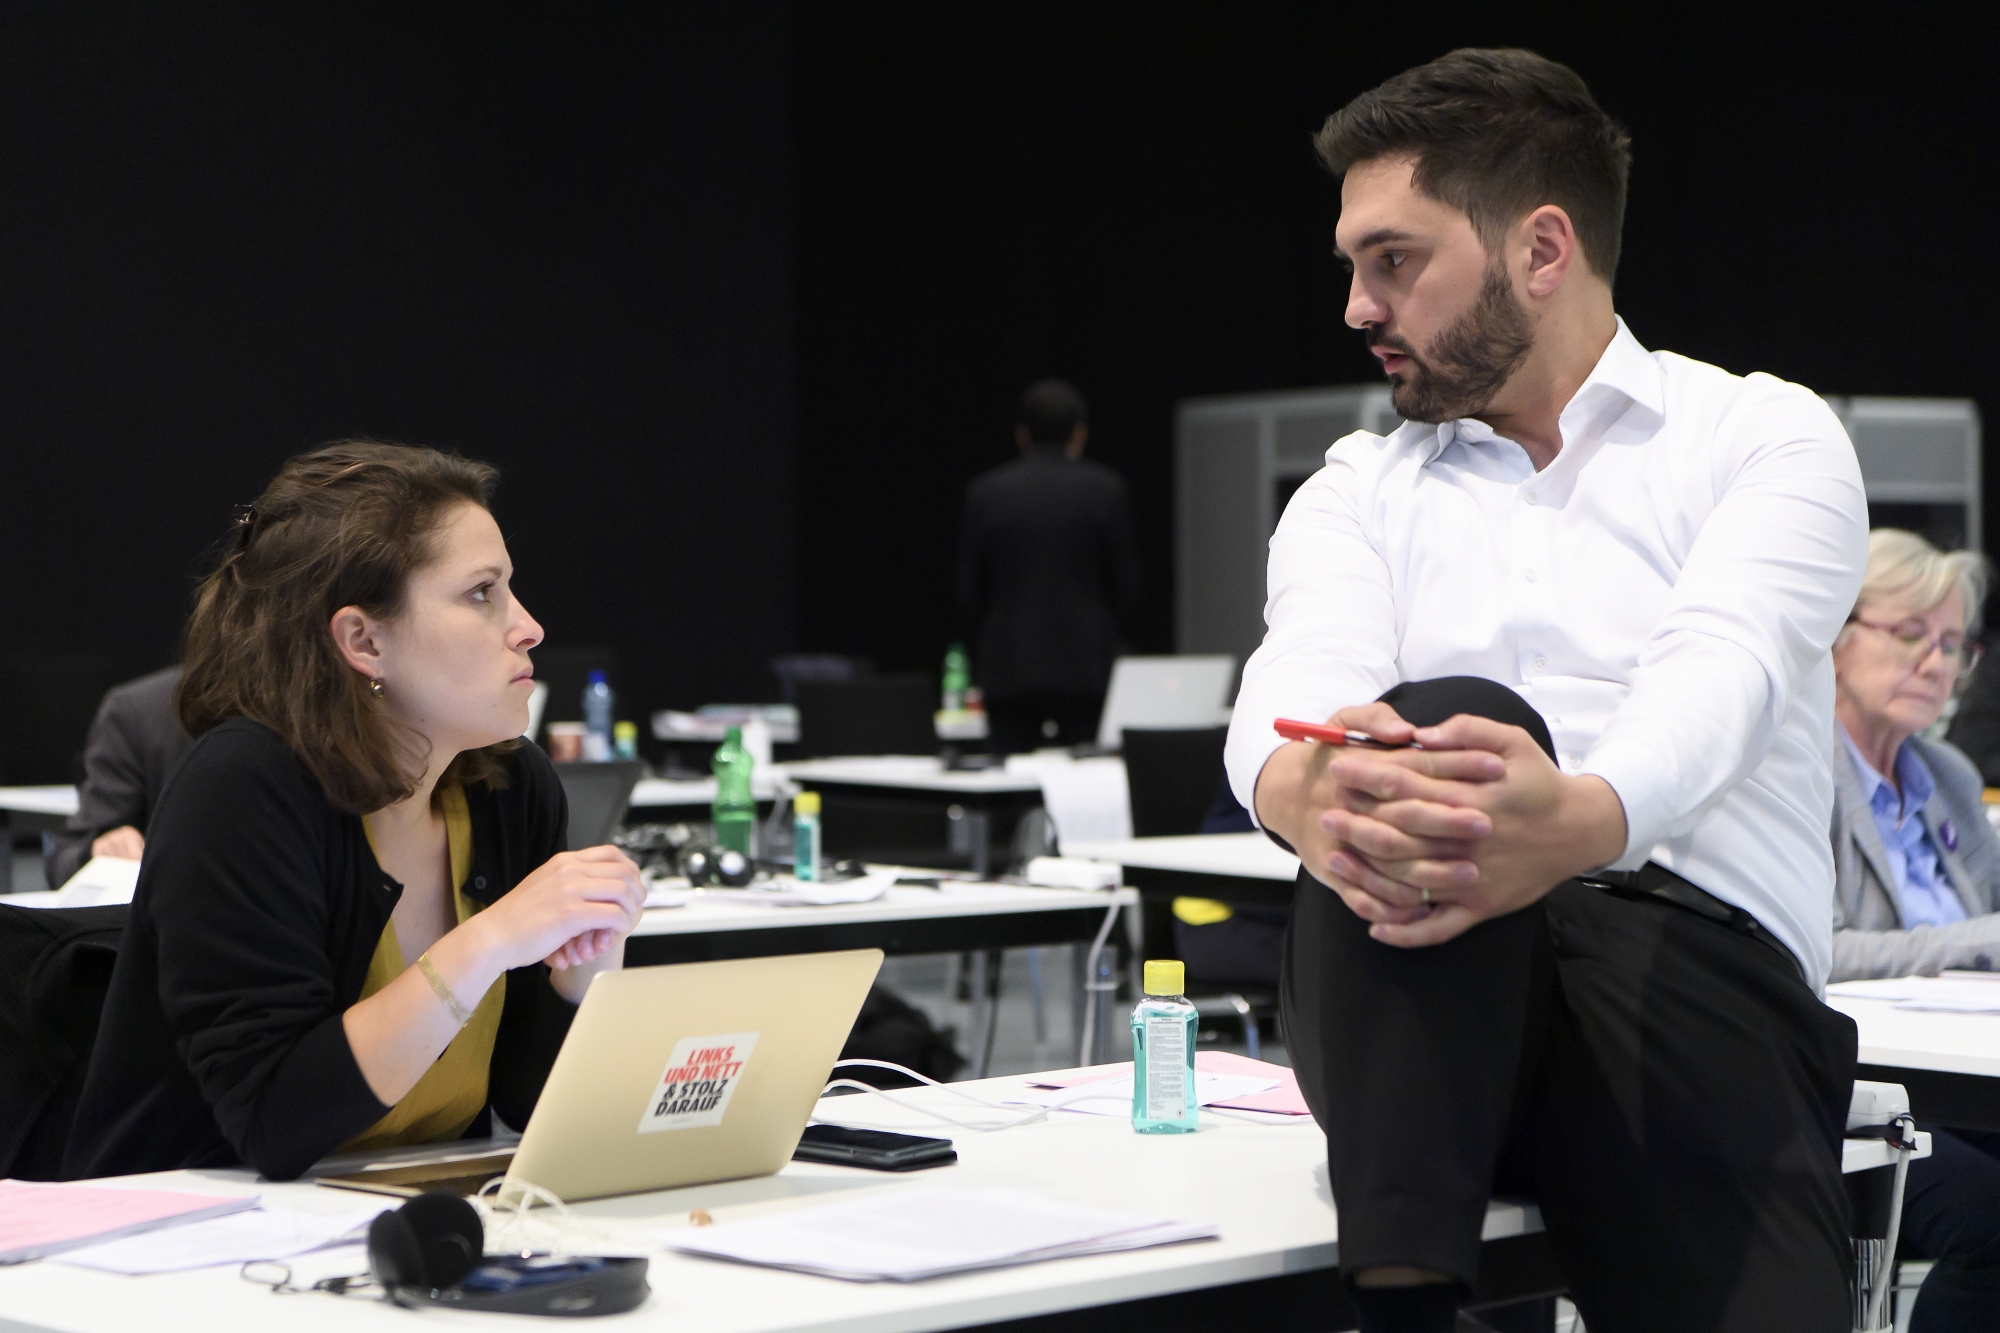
[1904,1125,2000,1331]
[1282,677,1860,1331]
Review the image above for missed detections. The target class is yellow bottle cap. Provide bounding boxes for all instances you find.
[613,720,637,741]
[1143,959,1185,996]
[794,791,821,816]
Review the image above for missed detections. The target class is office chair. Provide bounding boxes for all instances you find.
[0,904,127,1179]
[1121,726,1278,1058]
[553,761,646,849]
[795,673,937,758]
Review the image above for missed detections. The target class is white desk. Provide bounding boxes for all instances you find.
[1828,994,2000,1131]
[1064,833,1299,883]
[0,785,79,819]
[1063,832,1300,913]
[779,756,1043,795]
[0,1071,1558,1333]
[627,882,1137,1076]
[630,775,786,810]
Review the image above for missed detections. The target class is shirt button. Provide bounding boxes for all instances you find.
[1525,569,1538,583]
[1533,656,1548,670]
[474,876,487,890]
[1525,492,1539,505]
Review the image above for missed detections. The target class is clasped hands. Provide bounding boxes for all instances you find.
[1255,703,1628,947]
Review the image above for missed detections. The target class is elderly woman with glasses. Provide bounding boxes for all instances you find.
[1832,528,2000,981]
[1832,529,2000,1333]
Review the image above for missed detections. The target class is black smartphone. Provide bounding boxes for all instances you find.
[792,1124,956,1171]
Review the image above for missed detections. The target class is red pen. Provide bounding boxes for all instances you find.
[1274,717,1422,750]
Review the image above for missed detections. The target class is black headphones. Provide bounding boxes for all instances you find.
[364,1191,650,1316]
[368,1192,484,1293]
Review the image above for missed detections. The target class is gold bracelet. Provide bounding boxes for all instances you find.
[416,951,475,1027]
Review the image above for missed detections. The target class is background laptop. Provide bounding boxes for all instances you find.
[1094,655,1236,750]
[318,949,883,1203]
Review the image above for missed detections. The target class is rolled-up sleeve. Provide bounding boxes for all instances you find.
[1224,442,1402,822]
[1579,384,1868,862]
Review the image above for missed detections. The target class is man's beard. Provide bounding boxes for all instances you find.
[1369,262,1534,424]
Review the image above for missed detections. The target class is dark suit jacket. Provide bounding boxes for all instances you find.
[956,445,1140,698]
[44,666,194,889]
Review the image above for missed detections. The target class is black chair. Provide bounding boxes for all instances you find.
[553,761,647,849]
[0,903,127,1180]
[1122,726,1279,1058]
[795,674,937,758]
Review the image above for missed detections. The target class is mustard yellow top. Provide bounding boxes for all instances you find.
[339,785,506,1153]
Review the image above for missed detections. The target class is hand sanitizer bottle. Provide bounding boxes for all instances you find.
[1131,960,1197,1134]
[792,790,822,882]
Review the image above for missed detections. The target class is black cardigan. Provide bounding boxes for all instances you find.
[65,719,576,1182]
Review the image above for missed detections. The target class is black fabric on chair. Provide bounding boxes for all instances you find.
[1121,725,1278,1053]
[1121,727,1229,837]
[0,903,128,1180]
[796,674,937,758]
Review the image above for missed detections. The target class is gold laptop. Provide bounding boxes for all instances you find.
[319,948,883,1203]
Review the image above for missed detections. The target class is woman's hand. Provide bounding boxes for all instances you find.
[463,845,646,974]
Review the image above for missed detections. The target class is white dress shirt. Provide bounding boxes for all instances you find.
[1225,318,1868,989]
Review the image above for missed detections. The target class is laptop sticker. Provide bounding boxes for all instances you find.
[637,1032,760,1133]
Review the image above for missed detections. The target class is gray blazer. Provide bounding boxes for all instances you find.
[1831,731,2000,981]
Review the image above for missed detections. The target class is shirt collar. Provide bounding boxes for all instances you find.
[1840,727,1935,823]
[1406,316,1663,466]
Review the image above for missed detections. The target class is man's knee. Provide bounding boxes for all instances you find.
[1377,677,1556,761]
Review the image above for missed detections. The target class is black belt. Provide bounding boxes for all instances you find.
[1575,862,1804,981]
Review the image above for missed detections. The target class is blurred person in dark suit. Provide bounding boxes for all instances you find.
[956,379,1140,752]
[42,666,193,888]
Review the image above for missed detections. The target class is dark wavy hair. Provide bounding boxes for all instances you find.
[177,440,518,813]
[1315,48,1633,281]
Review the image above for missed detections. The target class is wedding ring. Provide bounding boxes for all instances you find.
[1420,886,1433,906]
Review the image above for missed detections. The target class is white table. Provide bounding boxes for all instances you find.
[0,1071,1561,1333]
[627,883,1138,1076]
[1063,832,1300,920]
[1829,992,2000,1131]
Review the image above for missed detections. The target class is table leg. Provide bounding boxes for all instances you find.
[967,949,1004,1079]
[1,812,12,896]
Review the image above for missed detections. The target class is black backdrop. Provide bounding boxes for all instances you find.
[3,3,1998,759]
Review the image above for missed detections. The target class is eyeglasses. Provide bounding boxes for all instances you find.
[1848,616,1984,674]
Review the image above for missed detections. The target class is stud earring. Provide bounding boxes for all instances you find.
[368,677,386,699]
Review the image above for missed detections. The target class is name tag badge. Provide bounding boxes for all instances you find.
[637,1032,759,1134]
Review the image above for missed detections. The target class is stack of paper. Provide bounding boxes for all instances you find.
[665,1186,1215,1281]
[1029,1052,1313,1116]
[56,1203,391,1274]
[0,1181,258,1265]
[4,856,141,910]
[1015,1070,1281,1118]
[1826,975,2000,1013]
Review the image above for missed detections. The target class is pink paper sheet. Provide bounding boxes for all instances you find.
[0,1180,257,1263]
[1029,1051,1311,1115]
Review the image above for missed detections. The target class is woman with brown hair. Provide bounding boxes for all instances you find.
[66,441,646,1181]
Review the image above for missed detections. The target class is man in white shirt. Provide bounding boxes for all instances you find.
[1226,50,1869,1332]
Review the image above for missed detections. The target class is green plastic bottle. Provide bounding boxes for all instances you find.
[942,643,970,712]
[712,726,756,857]
[1131,960,1198,1134]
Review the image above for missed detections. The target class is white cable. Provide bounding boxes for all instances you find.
[813,1059,1133,1133]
